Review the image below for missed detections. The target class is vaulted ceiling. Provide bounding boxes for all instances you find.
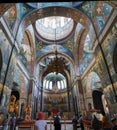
[0,2,116,89]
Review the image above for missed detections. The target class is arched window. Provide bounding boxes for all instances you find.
[92,90,104,112]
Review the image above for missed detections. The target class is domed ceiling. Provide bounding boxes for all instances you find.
[0,2,114,91]
[35,16,74,43]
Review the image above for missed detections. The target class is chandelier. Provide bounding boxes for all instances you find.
[46,29,67,74]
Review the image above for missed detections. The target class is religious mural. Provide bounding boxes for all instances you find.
[104,84,117,115]
[96,16,105,31]
[0,52,16,109]
[3,3,33,33]
[18,29,35,75]
[102,23,117,80]
[80,33,94,73]
[88,24,96,45]
[38,45,74,60]
[3,5,17,31]
[82,71,101,111]
[94,2,112,33]
[101,23,117,115]
[0,1,116,122]
[14,3,34,45]
[16,3,33,20]
[13,65,29,97]
[74,23,84,44]
[35,37,46,60]
[5,53,16,88]
[80,1,112,33]
[63,37,74,52]
[80,1,96,18]
[0,28,11,85]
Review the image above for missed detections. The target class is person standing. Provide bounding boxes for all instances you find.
[54,114,61,130]
[9,113,16,130]
[72,116,78,130]
[91,109,102,130]
[78,114,84,130]
[35,112,47,130]
[3,112,10,130]
[102,111,112,130]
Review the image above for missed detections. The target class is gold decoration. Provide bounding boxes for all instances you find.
[8,95,16,113]
[25,105,31,120]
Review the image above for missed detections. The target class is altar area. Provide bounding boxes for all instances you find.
[16,120,81,130]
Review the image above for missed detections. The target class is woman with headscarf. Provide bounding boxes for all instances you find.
[35,112,47,130]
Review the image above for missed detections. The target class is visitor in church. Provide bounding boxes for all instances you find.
[9,112,16,130]
[78,114,84,130]
[35,112,47,130]
[54,114,61,130]
[102,111,113,130]
[72,115,78,130]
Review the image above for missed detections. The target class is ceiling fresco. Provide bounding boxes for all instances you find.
[37,44,74,62]
[27,2,76,9]
[0,2,115,85]
[0,28,12,85]
[3,5,17,31]
[79,1,113,33]
[16,3,33,21]
[35,16,74,41]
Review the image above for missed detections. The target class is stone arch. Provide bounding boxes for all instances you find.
[86,71,101,94]
[25,29,35,74]
[92,90,104,112]
[86,71,102,110]
[20,29,35,74]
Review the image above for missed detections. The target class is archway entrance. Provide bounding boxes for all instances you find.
[92,90,104,112]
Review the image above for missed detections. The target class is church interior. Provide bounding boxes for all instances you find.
[0,1,117,129]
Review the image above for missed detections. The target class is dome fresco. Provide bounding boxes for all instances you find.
[35,16,74,41]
